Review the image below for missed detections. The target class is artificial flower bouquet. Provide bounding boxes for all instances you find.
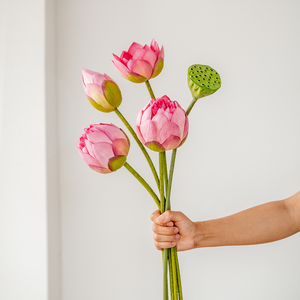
[77,39,221,300]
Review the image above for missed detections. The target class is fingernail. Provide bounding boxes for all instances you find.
[174,228,179,234]
[167,222,173,227]
[156,215,165,222]
[176,234,180,240]
[171,241,177,246]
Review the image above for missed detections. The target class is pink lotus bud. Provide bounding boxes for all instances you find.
[136,96,189,152]
[112,39,164,83]
[82,69,122,113]
[77,123,130,174]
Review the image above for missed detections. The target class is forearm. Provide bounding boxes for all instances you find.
[196,192,300,248]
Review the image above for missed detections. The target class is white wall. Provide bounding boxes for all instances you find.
[0,0,48,299]
[57,1,300,299]
[0,0,60,299]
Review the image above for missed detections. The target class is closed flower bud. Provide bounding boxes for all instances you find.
[136,96,189,152]
[112,39,164,83]
[77,123,130,174]
[82,69,122,113]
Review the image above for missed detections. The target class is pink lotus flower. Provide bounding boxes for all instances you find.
[136,96,189,152]
[77,123,130,174]
[82,69,122,113]
[112,39,164,83]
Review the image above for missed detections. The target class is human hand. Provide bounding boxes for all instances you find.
[150,210,200,251]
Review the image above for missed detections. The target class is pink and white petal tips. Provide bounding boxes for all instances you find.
[112,39,164,83]
[135,96,189,151]
[77,123,130,174]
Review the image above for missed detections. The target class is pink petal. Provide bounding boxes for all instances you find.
[112,59,130,78]
[84,139,96,158]
[92,73,106,86]
[93,142,114,166]
[141,106,152,123]
[135,125,146,144]
[86,131,112,144]
[170,108,187,139]
[128,42,143,55]
[159,46,164,60]
[101,124,127,141]
[127,59,152,79]
[120,51,132,62]
[140,119,157,142]
[112,139,130,156]
[80,152,103,168]
[89,165,112,174]
[132,48,157,68]
[182,117,189,140]
[161,135,181,151]
[136,110,143,126]
[159,121,181,144]
[112,54,123,63]
[152,113,168,133]
[82,69,97,85]
[150,39,159,52]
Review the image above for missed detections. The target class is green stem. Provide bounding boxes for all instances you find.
[114,108,160,189]
[159,152,165,214]
[171,247,178,300]
[169,248,174,300]
[166,149,177,211]
[162,152,168,199]
[160,152,168,300]
[162,249,169,300]
[185,97,197,116]
[124,162,160,209]
[145,80,156,99]
[175,249,183,300]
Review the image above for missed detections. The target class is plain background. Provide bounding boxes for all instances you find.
[1,0,300,299]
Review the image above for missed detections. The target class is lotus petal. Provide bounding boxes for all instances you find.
[159,121,181,144]
[93,142,114,167]
[140,119,157,142]
[161,135,181,150]
[127,59,152,79]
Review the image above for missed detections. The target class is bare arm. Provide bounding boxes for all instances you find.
[151,191,300,251]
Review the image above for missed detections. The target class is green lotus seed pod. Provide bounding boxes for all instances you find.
[187,64,221,99]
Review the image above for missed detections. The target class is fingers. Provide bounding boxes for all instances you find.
[154,241,178,250]
[150,210,186,225]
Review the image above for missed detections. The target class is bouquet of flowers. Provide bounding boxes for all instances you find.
[77,39,221,299]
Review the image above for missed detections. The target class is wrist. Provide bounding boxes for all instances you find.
[193,220,218,248]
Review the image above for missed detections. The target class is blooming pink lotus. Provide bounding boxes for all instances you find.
[136,96,189,152]
[112,39,164,83]
[77,123,130,174]
[82,69,122,113]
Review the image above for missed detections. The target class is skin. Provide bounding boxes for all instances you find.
[151,191,300,251]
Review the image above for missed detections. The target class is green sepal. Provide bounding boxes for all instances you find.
[127,73,147,83]
[88,97,114,113]
[187,64,221,100]
[108,155,127,171]
[151,59,164,79]
[104,81,122,109]
[145,141,165,152]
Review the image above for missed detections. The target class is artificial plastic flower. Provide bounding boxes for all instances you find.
[136,96,188,151]
[77,123,130,174]
[82,69,122,112]
[112,39,164,83]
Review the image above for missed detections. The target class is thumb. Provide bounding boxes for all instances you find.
[156,210,186,225]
